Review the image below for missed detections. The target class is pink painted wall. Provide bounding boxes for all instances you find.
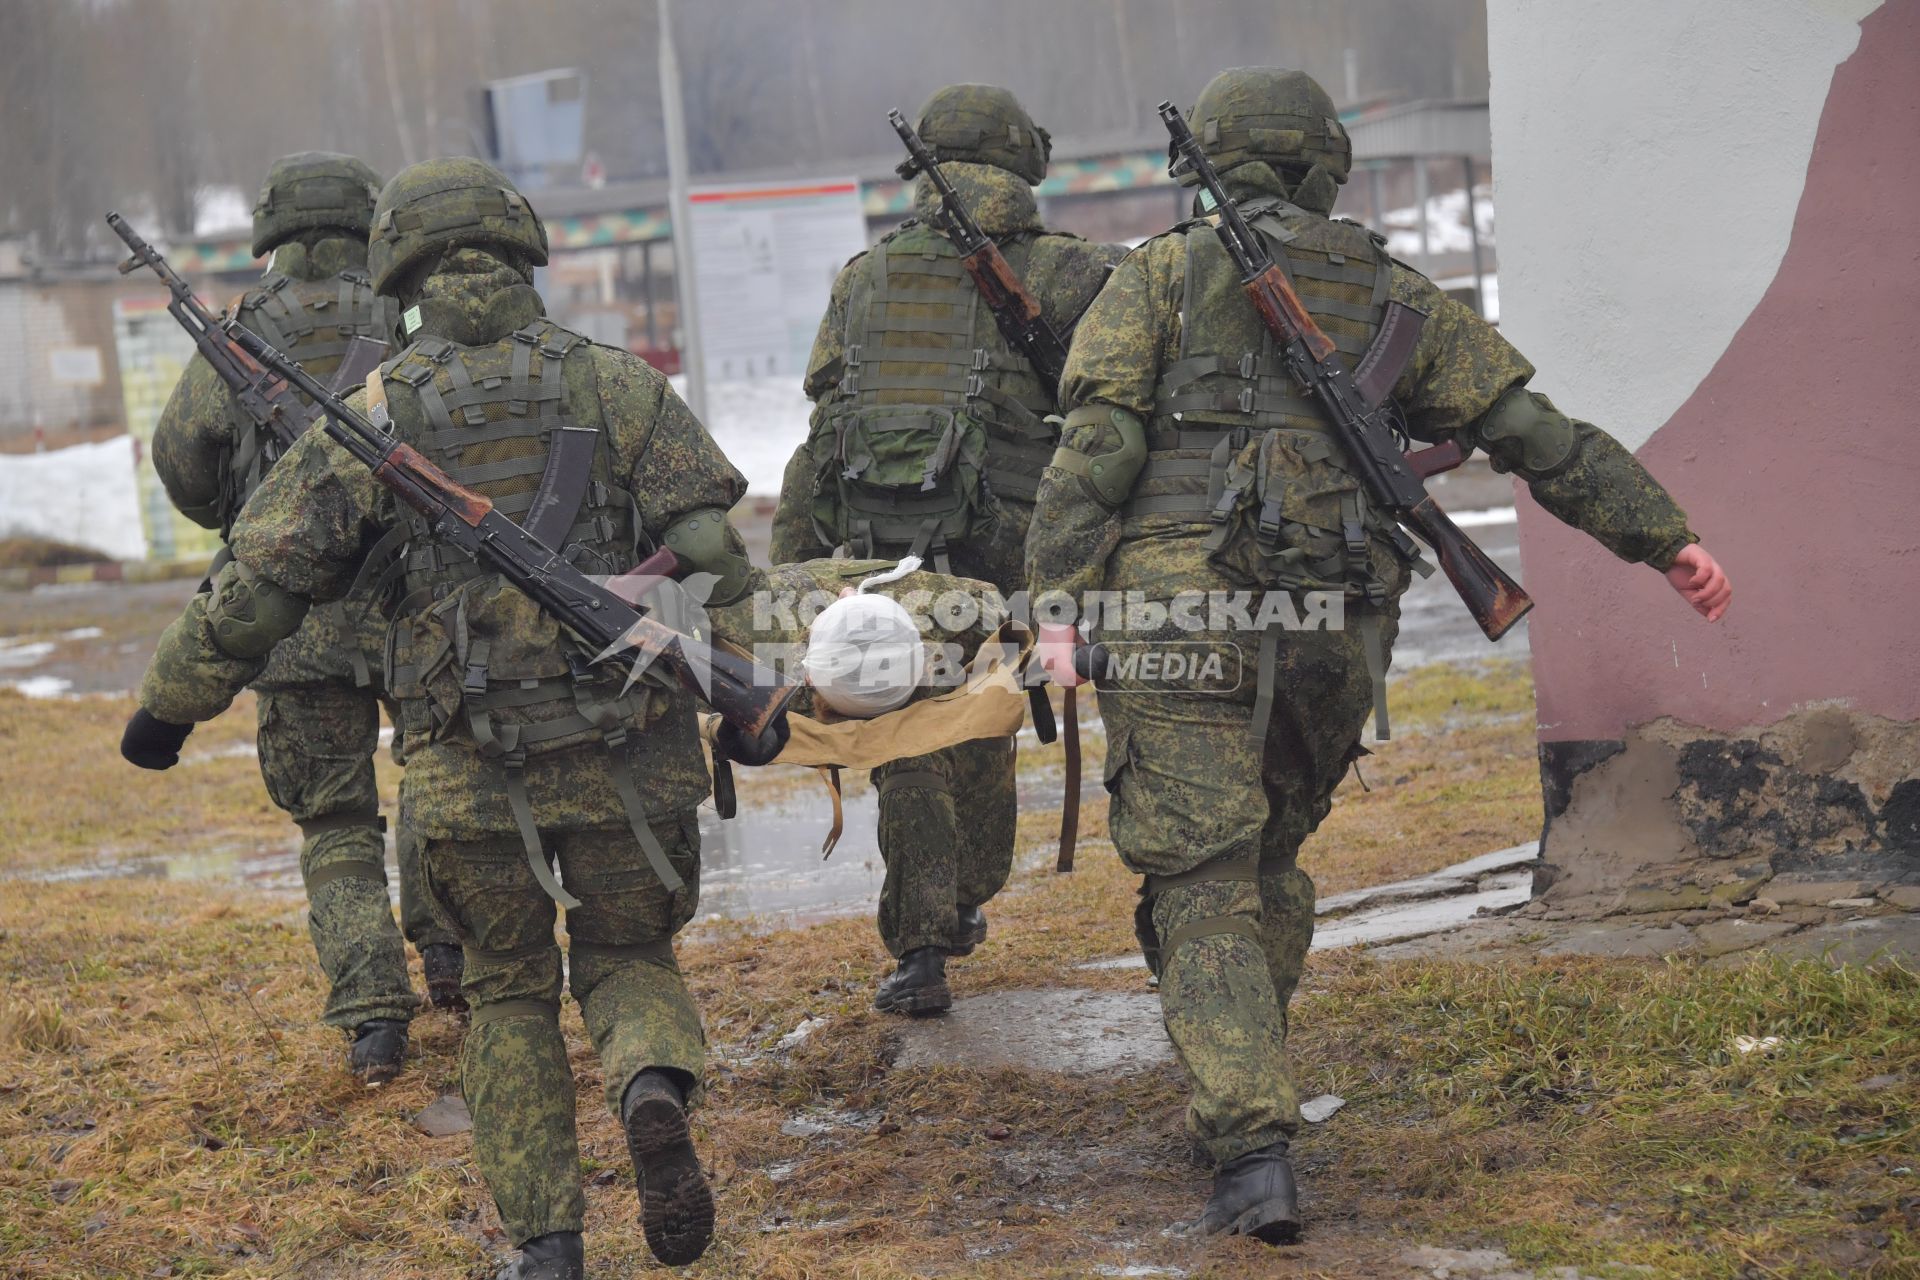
[1520,0,1920,743]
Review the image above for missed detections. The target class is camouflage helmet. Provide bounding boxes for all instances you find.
[1177,68,1351,187]
[250,151,382,259]
[903,84,1051,186]
[366,157,549,298]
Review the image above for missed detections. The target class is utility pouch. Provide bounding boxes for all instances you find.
[1203,427,1375,595]
[812,404,991,559]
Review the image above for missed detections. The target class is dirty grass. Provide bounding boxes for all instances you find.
[3,872,1915,1279]
[0,689,400,875]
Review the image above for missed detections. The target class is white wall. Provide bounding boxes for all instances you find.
[1486,0,1881,450]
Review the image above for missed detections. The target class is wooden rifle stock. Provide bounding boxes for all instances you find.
[1241,266,1532,641]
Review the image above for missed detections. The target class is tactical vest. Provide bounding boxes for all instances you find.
[222,270,395,532]
[373,320,687,903]
[810,222,1057,567]
[1123,198,1418,739]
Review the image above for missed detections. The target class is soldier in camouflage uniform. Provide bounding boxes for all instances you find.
[1029,69,1731,1242]
[771,85,1120,1014]
[121,158,778,1277]
[145,152,461,1087]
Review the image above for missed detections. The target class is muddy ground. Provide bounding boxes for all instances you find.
[3,497,1917,1279]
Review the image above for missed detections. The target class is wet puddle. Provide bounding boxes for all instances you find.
[12,757,1097,931]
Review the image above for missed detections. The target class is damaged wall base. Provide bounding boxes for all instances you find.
[1535,705,1920,919]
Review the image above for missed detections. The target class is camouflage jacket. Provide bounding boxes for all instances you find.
[770,161,1121,569]
[1027,166,1697,606]
[139,300,747,840]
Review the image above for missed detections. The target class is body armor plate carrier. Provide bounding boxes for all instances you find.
[223,270,396,532]
[1124,197,1423,738]
[810,222,1057,569]
[372,320,686,905]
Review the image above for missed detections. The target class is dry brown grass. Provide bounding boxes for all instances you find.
[4,869,1915,1280]
[4,658,1911,1278]
[0,689,400,875]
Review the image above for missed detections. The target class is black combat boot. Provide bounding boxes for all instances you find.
[873,946,952,1016]
[420,942,468,1014]
[621,1070,714,1266]
[496,1230,584,1280]
[945,905,989,957]
[1198,1141,1301,1243]
[347,1019,407,1086]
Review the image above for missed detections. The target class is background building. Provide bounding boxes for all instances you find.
[1488,0,1918,907]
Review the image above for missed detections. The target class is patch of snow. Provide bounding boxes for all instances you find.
[670,375,812,495]
[193,185,252,238]
[1383,184,1496,259]
[3,675,73,698]
[0,436,146,561]
[0,639,56,669]
[59,627,105,641]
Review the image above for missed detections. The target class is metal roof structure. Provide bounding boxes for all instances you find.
[1347,99,1491,161]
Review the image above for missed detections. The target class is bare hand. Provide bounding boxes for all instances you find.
[1037,623,1086,688]
[1665,544,1731,622]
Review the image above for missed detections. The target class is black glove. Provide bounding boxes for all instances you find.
[121,708,194,770]
[714,711,790,767]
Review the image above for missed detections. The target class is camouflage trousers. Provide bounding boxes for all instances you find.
[424,815,706,1246]
[1097,595,1397,1166]
[255,680,454,1031]
[872,734,1017,958]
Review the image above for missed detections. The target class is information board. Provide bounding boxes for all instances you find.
[685,178,869,385]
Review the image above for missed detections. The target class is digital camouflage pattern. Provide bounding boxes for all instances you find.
[1028,130,1697,1166]
[436,817,704,1244]
[711,558,1015,957]
[248,150,381,258]
[772,159,1119,589]
[875,735,1016,956]
[905,83,1052,186]
[367,156,549,298]
[771,149,1116,981]
[148,214,446,1033]
[137,215,746,1245]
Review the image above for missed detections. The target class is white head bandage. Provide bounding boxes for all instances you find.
[803,557,926,718]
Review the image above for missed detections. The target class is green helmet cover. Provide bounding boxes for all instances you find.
[250,151,382,258]
[367,157,550,298]
[1178,68,1351,188]
[906,84,1051,186]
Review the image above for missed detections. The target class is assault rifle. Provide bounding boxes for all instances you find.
[888,109,1071,389]
[1158,102,1532,640]
[106,211,382,461]
[107,211,797,742]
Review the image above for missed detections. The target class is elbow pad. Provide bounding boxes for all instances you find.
[660,506,753,606]
[204,561,310,659]
[1048,404,1147,510]
[1473,386,1580,480]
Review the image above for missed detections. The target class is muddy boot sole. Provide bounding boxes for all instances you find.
[348,1021,407,1087]
[873,978,952,1017]
[624,1090,714,1266]
[1230,1198,1302,1245]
